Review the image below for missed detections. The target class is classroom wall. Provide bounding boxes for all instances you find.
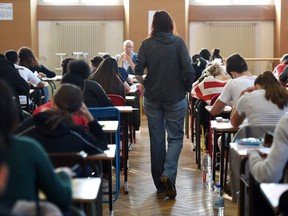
[0,0,37,54]
[124,0,189,51]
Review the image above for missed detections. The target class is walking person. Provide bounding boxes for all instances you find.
[135,10,194,198]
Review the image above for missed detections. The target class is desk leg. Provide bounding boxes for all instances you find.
[195,112,201,169]
[212,128,217,182]
[122,113,129,194]
[220,132,225,190]
[108,160,113,214]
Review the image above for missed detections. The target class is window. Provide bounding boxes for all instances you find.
[42,0,78,4]
[40,0,122,5]
[191,0,273,5]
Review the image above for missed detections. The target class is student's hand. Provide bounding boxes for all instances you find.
[38,72,46,78]
[78,103,94,122]
[240,86,256,96]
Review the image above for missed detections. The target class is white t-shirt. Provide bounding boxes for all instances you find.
[14,64,41,86]
[218,75,256,106]
[237,89,288,125]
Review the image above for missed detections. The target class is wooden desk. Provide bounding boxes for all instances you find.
[72,178,101,203]
[260,183,288,212]
[41,75,62,95]
[210,120,238,189]
[205,105,232,113]
[230,143,271,215]
[86,144,116,214]
[41,177,101,215]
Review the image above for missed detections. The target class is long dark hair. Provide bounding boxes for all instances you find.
[150,10,177,37]
[90,57,125,97]
[254,71,288,109]
[18,47,40,69]
[0,80,18,145]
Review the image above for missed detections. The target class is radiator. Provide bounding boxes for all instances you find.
[204,21,259,73]
[38,20,123,71]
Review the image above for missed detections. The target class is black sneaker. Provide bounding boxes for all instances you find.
[160,175,177,198]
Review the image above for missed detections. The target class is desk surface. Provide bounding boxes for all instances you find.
[210,120,239,133]
[86,144,116,160]
[40,177,101,203]
[115,106,133,113]
[72,177,101,203]
[125,96,136,101]
[205,105,232,113]
[230,142,271,156]
[98,120,119,132]
[42,75,62,81]
[260,183,288,209]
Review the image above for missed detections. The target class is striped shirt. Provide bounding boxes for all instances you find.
[191,76,228,105]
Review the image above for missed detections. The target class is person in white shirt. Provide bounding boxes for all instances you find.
[211,53,256,115]
[4,50,44,88]
[5,50,47,105]
[230,71,288,127]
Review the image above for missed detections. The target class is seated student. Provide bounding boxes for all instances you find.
[191,61,230,105]
[0,80,72,213]
[64,60,113,108]
[18,47,56,78]
[211,48,223,63]
[211,53,256,115]
[249,114,288,183]
[279,65,288,86]
[90,56,103,74]
[0,135,10,215]
[90,57,126,99]
[17,83,108,156]
[33,60,113,125]
[191,54,208,82]
[5,50,48,106]
[273,54,288,79]
[0,58,30,122]
[230,71,288,127]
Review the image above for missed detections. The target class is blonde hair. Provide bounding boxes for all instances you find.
[205,62,225,77]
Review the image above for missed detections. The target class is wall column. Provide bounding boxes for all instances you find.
[0,0,38,55]
[274,0,288,58]
[123,0,189,51]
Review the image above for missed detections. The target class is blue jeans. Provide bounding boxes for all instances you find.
[144,97,187,190]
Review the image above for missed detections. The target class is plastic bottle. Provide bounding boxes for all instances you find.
[201,150,212,189]
[213,184,225,216]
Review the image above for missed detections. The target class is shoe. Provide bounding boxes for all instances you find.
[160,175,177,198]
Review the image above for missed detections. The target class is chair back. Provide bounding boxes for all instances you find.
[107,94,125,106]
[233,124,276,142]
[88,106,120,122]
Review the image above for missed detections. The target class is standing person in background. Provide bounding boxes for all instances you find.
[135,10,194,199]
[18,47,56,78]
[116,40,138,75]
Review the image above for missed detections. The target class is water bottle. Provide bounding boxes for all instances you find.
[213,184,224,216]
[201,150,212,189]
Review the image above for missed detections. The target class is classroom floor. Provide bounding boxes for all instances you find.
[103,115,237,215]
